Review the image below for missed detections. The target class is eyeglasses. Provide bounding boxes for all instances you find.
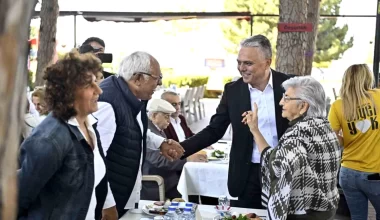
[282,93,302,103]
[134,72,163,81]
[170,102,181,107]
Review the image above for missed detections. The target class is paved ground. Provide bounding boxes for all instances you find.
[187,98,376,220]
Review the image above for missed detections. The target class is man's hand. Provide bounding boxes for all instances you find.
[102,205,118,220]
[160,139,185,161]
[187,152,208,162]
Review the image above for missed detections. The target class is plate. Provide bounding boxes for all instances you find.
[142,202,197,216]
[142,204,167,216]
[208,156,222,161]
[209,160,229,164]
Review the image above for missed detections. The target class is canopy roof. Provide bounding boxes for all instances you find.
[32,11,252,22]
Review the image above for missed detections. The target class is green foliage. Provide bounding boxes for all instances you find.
[57,51,65,60]
[162,75,233,98]
[28,70,35,90]
[314,0,354,67]
[221,0,279,55]
[222,0,354,67]
[29,26,39,39]
[162,75,208,88]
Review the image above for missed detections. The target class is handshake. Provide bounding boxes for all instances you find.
[159,139,207,162]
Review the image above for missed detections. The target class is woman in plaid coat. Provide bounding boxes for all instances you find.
[243,76,341,220]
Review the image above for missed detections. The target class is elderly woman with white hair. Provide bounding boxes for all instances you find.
[243,76,341,220]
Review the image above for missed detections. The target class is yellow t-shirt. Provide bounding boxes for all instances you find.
[328,89,380,172]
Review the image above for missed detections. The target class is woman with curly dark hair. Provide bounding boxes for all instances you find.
[18,51,117,220]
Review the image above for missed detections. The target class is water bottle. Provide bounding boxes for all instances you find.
[164,206,178,220]
[179,207,194,220]
[170,201,182,216]
[218,195,230,206]
[185,203,195,218]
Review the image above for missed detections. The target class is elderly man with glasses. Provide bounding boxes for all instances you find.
[93,51,184,217]
[141,99,207,201]
[159,91,195,142]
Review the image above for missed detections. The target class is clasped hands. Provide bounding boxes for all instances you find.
[160,139,208,162]
[160,139,185,161]
[159,103,259,162]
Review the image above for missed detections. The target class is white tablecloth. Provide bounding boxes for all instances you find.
[177,142,238,201]
[121,200,267,220]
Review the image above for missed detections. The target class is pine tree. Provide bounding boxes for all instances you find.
[221,0,279,55]
[314,0,354,67]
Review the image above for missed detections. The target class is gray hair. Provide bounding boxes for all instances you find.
[282,76,327,117]
[240,35,272,59]
[118,51,152,81]
[161,91,180,100]
[148,111,156,118]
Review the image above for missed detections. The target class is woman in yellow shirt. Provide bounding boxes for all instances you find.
[328,64,380,220]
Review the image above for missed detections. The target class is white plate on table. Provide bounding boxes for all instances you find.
[142,204,167,216]
[208,156,229,164]
[142,202,197,216]
[208,156,223,161]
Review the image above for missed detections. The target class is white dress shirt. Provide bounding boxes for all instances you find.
[170,116,186,142]
[249,72,279,163]
[67,115,115,220]
[94,102,165,209]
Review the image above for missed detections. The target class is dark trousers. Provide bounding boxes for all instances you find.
[118,209,128,218]
[231,163,263,209]
[188,195,218,205]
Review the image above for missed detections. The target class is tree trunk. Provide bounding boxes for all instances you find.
[304,0,321,75]
[276,0,308,75]
[35,0,59,86]
[0,0,38,219]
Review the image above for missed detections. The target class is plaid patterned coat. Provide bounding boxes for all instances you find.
[260,116,341,220]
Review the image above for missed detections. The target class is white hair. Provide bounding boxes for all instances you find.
[240,34,272,59]
[148,111,156,118]
[282,76,327,117]
[118,51,152,81]
[161,91,180,100]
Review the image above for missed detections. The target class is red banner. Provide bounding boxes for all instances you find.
[278,23,313,32]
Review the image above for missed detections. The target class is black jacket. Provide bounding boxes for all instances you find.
[98,76,148,216]
[180,70,290,197]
